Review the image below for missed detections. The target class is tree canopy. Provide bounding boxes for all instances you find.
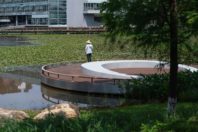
[101,0,198,115]
[101,0,198,45]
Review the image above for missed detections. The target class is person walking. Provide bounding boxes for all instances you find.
[85,40,93,62]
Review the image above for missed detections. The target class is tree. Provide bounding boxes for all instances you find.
[168,0,178,116]
[101,0,198,115]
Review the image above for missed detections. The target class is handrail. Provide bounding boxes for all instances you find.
[41,65,125,85]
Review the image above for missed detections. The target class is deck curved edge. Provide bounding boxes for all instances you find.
[41,75,126,95]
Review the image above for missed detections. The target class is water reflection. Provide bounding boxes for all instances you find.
[0,78,32,94]
[0,76,53,110]
[41,85,125,108]
[17,82,26,92]
[0,36,36,46]
[0,66,126,110]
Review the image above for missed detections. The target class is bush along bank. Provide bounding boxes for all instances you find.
[123,71,198,102]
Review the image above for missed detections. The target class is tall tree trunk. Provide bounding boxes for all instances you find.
[168,0,178,116]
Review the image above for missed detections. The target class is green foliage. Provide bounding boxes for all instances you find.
[125,73,169,102]
[101,0,198,43]
[141,116,198,132]
[1,103,198,131]
[0,104,166,132]
[177,71,198,101]
[124,71,198,102]
[179,36,198,64]
[141,121,168,132]
[0,116,83,132]
[141,103,198,131]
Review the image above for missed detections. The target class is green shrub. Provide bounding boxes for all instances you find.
[124,71,198,102]
[177,71,198,101]
[124,74,169,102]
[141,116,198,132]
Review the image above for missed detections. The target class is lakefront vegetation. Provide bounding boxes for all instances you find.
[1,0,198,131]
[0,34,161,68]
[0,34,197,69]
[0,33,197,131]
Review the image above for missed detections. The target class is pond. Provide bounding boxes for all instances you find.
[0,65,125,110]
[0,36,125,110]
[0,36,37,46]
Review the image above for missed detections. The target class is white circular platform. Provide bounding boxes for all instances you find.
[81,60,198,79]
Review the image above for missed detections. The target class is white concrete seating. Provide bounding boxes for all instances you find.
[81,60,198,79]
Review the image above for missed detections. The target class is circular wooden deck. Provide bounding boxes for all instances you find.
[41,62,198,95]
[41,63,126,95]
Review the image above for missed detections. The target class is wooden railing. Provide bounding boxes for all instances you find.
[41,65,124,85]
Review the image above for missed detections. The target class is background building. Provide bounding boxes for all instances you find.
[0,0,106,27]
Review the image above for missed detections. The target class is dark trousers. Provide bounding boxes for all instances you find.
[86,53,92,62]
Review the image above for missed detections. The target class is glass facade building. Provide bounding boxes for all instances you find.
[48,0,67,25]
[0,0,106,27]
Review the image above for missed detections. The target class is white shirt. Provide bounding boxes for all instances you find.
[85,43,93,54]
